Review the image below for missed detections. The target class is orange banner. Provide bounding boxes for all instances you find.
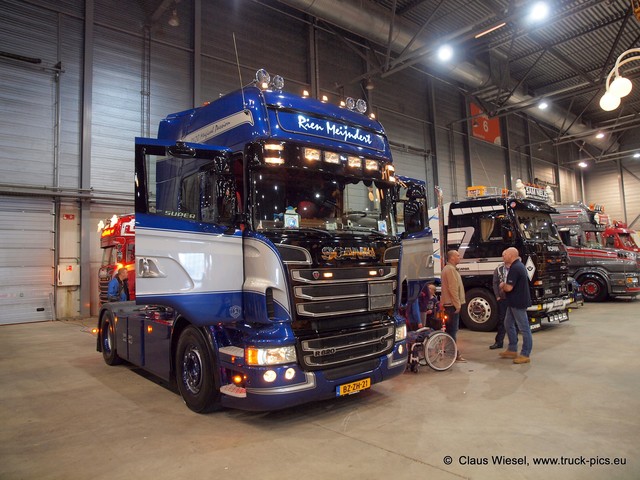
[470,102,502,145]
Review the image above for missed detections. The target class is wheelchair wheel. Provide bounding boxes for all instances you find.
[424,332,457,371]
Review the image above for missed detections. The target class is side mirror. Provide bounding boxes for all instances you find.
[501,221,514,241]
[403,200,424,234]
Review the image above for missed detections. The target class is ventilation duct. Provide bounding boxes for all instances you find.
[277,0,613,151]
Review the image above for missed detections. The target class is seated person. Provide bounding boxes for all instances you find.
[418,283,441,330]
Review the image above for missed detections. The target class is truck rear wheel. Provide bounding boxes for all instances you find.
[461,288,498,332]
[579,275,608,302]
[175,326,221,413]
[100,311,122,366]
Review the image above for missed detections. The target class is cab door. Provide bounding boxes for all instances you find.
[133,139,243,326]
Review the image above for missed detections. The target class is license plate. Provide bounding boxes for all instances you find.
[336,378,371,397]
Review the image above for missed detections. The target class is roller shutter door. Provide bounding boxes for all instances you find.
[0,197,54,324]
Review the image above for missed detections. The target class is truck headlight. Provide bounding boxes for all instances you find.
[395,324,407,342]
[246,345,297,366]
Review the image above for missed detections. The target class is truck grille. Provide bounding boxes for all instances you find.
[98,267,114,305]
[291,266,396,317]
[298,323,395,369]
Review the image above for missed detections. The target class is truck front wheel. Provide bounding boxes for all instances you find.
[175,326,221,413]
[579,275,608,302]
[100,311,122,366]
[461,288,498,332]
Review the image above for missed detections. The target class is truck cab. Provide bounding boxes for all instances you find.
[97,70,408,412]
[429,185,571,332]
[97,214,135,304]
[552,203,640,301]
[603,221,640,254]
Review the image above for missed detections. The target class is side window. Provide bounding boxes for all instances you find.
[450,212,506,259]
[179,172,202,216]
[177,169,236,225]
[217,177,237,224]
[126,243,135,263]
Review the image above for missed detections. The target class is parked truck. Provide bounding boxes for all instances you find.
[428,184,571,332]
[97,69,411,412]
[551,203,640,301]
[603,220,640,253]
[97,214,136,305]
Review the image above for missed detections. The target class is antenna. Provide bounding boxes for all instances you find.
[232,33,246,110]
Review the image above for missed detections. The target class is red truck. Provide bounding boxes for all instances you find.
[98,214,135,305]
[603,220,640,253]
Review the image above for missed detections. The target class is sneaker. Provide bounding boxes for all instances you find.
[456,354,467,363]
[513,356,530,364]
[489,343,503,350]
[499,350,517,359]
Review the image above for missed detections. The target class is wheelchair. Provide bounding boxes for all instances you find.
[406,327,457,372]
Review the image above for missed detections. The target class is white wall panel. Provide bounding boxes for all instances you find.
[584,162,622,219]
[150,43,192,134]
[559,167,578,204]
[0,197,54,324]
[0,2,58,187]
[91,26,142,193]
[621,160,640,228]
[469,140,507,187]
[532,159,555,185]
[59,16,83,189]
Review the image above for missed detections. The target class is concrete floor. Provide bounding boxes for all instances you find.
[1,300,639,480]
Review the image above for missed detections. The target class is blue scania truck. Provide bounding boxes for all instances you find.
[97,69,410,412]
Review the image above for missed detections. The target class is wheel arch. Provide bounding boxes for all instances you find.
[169,315,222,387]
[575,271,610,301]
[574,270,611,293]
[97,305,117,353]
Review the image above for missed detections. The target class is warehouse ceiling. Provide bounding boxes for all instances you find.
[145,0,640,161]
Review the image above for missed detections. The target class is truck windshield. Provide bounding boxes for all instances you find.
[516,211,562,243]
[252,167,396,236]
[620,232,640,249]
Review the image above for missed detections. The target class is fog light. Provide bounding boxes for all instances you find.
[263,370,277,383]
[284,368,296,380]
[398,344,404,355]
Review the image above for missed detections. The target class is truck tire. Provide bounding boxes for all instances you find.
[461,288,498,332]
[579,275,608,302]
[100,311,122,366]
[175,326,222,413]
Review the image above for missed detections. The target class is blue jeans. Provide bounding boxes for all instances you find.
[505,306,532,357]
[495,300,507,344]
[444,305,459,342]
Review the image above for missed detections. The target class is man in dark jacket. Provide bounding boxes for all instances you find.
[498,247,532,364]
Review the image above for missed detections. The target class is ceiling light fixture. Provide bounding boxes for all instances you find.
[168,9,180,27]
[578,161,588,168]
[475,22,507,39]
[437,45,453,62]
[538,101,549,110]
[600,48,640,111]
[529,2,550,22]
[634,153,640,159]
[596,132,605,139]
